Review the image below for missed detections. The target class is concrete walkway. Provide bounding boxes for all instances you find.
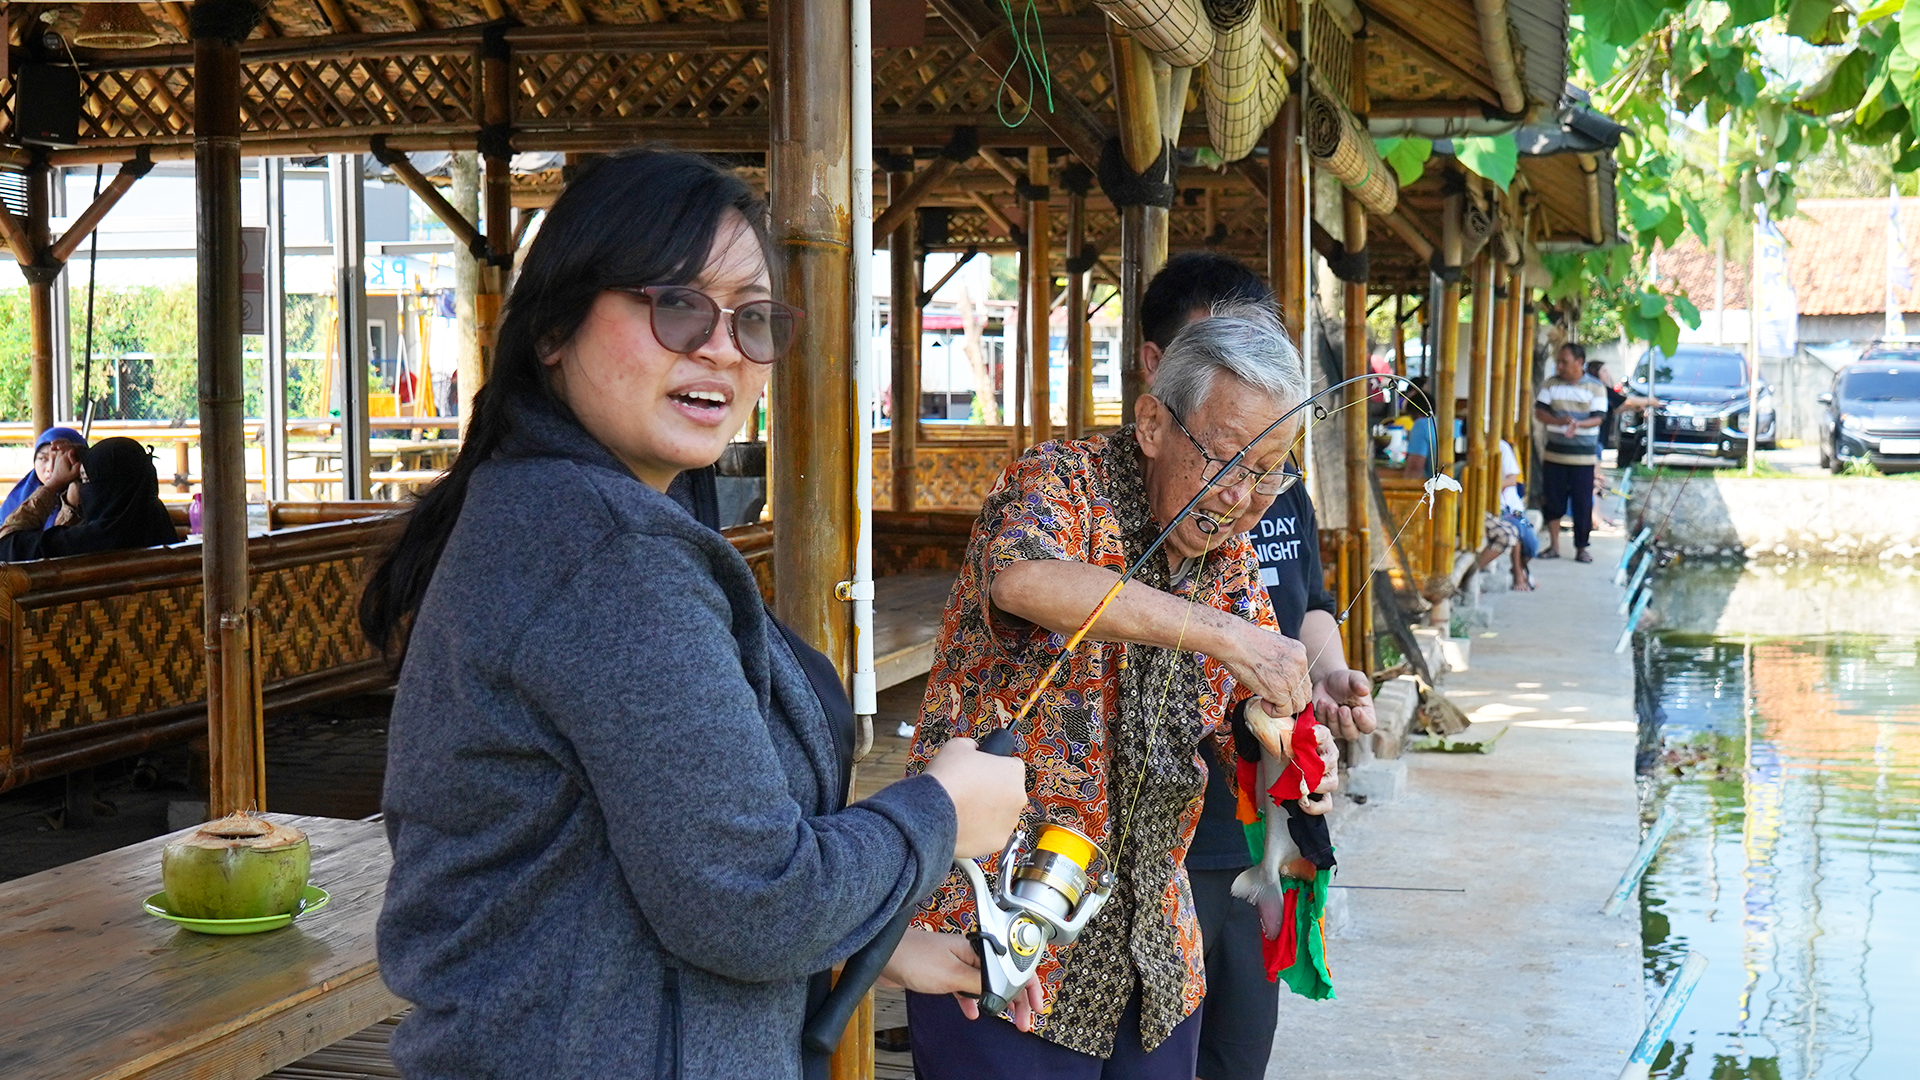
[1278,524,1646,1079]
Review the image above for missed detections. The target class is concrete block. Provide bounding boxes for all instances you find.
[166,800,207,832]
[1345,758,1407,803]
[1322,883,1351,938]
[1439,635,1471,672]
[1371,674,1420,760]
[1411,627,1447,678]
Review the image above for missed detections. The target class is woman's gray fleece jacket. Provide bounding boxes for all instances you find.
[377,402,958,1078]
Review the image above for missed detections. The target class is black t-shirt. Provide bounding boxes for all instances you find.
[1187,481,1337,871]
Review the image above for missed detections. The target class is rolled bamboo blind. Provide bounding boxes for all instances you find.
[1304,74,1398,216]
[1092,0,1213,69]
[1203,0,1286,162]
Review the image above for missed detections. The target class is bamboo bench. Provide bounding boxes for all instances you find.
[0,515,398,794]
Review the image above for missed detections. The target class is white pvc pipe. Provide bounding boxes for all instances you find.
[1602,805,1677,915]
[850,0,878,723]
[1298,0,1315,485]
[1617,951,1709,1080]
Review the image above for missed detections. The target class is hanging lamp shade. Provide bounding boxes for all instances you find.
[73,4,165,50]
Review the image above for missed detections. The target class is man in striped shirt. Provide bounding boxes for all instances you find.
[1532,342,1609,562]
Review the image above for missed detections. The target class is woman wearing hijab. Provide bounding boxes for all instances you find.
[0,426,88,531]
[0,437,179,561]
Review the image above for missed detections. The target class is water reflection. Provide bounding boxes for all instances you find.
[1637,578,1920,1080]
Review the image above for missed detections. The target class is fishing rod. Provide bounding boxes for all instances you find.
[802,371,1423,1053]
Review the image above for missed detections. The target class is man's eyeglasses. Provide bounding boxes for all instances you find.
[609,285,804,365]
[1165,407,1300,497]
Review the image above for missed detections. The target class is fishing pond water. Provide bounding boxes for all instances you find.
[1636,562,1920,1079]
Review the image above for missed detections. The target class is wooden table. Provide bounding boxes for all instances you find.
[872,570,956,691]
[0,815,404,1080]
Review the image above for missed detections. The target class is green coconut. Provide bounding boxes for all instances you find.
[160,813,310,920]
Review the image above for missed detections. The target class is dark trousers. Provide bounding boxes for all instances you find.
[1540,462,1594,550]
[906,988,1203,1080]
[1192,867,1280,1080]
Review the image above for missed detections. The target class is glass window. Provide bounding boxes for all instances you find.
[1842,368,1920,401]
[1637,349,1748,388]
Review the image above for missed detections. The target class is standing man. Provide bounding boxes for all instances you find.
[905,304,1317,1080]
[1142,254,1376,1080]
[1533,342,1609,562]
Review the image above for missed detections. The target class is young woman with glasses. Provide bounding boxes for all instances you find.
[359,148,1028,1080]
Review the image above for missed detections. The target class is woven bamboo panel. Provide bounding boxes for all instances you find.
[76,55,479,143]
[873,446,1012,513]
[1307,0,1352,103]
[873,43,1114,119]
[518,48,771,123]
[16,554,377,739]
[1364,33,1474,102]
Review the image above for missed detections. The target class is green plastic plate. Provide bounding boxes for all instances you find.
[142,885,330,935]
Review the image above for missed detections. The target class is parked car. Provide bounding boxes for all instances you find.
[1615,345,1775,466]
[1818,354,1920,474]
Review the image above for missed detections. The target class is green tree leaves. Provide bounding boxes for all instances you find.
[1455,133,1518,189]
[1374,136,1433,186]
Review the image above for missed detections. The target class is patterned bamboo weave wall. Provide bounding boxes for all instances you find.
[13,527,385,740]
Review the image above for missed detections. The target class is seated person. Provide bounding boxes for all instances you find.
[0,438,179,560]
[1396,381,1464,479]
[0,426,88,531]
[1468,438,1536,592]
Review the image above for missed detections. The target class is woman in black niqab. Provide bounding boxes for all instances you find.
[0,438,179,561]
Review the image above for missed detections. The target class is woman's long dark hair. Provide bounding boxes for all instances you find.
[359,148,772,656]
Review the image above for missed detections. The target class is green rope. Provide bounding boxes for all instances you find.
[993,0,1056,129]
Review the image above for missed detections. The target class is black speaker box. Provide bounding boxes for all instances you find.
[15,65,82,148]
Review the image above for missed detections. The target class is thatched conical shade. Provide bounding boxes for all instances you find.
[74,3,164,49]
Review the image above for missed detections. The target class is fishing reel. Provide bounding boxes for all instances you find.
[956,822,1115,1014]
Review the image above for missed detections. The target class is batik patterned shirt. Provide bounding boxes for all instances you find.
[906,427,1278,1059]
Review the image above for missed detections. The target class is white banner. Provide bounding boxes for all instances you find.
[1752,208,1797,358]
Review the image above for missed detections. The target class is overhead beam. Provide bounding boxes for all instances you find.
[70,17,1117,71]
[873,154,966,238]
[369,136,488,258]
[48,153,155,265]
[1471,0,1527,114]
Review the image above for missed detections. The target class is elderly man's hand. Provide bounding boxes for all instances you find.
[1312,669,1376,741]
[1223,624,1311,717]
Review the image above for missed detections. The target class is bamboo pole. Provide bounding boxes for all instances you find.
[1273,98,1307,347]
[25,160,54,436]
[1119,207,1146,422]
[1465,254,1492,554]
[1027,146,1052,446]
[1432,278,1461,619]
[1110,21,1161,423]
[1391,293,1406,377]
[478,28,513,383]
[1342,192,1372,678]
[195,0,264,818]
[768,0,854,675]
[1488,267,1511,514]
[1511,264,1531,489]
[889,163,919,512]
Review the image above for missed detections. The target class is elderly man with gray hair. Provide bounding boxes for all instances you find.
[903,301,1316,1080]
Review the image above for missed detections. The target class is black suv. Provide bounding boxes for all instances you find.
[1819,347,1920,474]
[1615,345,1776,466]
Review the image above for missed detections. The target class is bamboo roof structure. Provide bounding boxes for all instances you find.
[4,0,1615,274]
